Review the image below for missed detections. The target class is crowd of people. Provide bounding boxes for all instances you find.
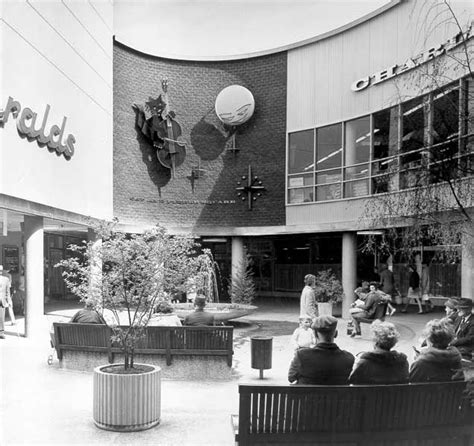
[289,296,473,385]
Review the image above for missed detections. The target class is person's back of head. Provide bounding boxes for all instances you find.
[312,315,338,342]
[424,319,454,349]
[194,295,207,310]
[371,321,399,350]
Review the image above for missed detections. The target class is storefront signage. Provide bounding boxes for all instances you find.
[0,96,75,158]
[351,23,473,92]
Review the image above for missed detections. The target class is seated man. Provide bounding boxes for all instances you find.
[288,315,354,385]
[183,295,215,326]
[450,298,474,361]
[350,282,387,337]
[70,301,106,324]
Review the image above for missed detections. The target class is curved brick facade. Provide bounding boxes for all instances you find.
[113,41,287,232]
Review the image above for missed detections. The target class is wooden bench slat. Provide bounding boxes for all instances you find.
[235,383,473,445]
[53,323,234,367]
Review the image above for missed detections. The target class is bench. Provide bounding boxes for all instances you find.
[232,382,473,445]
[52,322,234,366]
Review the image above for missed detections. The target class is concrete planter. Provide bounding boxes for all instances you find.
[93,363,161,432]
[317,302,333,316]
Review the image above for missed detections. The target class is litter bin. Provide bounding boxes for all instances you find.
[250,336,273,379]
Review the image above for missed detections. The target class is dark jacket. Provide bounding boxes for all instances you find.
[379,268,395,295]
[451,314,474,359]
[409,346,463,382]
[70,309,105,324]
[288,342,355,385]
[357,291,385,318]
[409,271,420,289]
[349,349,409,384]
[183,309,215,326]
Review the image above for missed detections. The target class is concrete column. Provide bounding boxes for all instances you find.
[461,225,474,299]
[342,232,357,319]
[24,216,44,338]
[231,237,245,286]
[87,228,102,302]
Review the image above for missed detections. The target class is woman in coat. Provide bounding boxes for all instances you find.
[410,319,463,382]
[349,321,409,384]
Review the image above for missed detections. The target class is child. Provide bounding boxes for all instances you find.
[292,316,316,350]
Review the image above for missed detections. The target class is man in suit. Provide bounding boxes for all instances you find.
[0,267,11,339]
[183,295,215,326]
[450,298,474,360]
[288,315,354,385]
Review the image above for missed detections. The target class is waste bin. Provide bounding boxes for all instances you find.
[250,336,273,379]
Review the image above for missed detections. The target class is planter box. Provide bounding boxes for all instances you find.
[317,302,333,316]
[93,363,161,432]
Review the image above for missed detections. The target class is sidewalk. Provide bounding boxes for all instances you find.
[0,300,444,446]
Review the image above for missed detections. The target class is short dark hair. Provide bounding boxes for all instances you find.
[424,319,454,349]
[369,281,379,289]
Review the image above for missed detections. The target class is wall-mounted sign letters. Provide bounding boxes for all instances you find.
[0,96,76,158]
[351,23,473,92]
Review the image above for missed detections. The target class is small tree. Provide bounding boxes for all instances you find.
[228,250,256,305]
[313,269,344,304]
[58,220,212,370]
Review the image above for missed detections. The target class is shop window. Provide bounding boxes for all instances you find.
[372,107,399,194]
[400,97,426,189]
[315,124,342,201]
[288,129,314,174]
[344,116,370,197]
[430,84,460,183]
[462,78,474,176]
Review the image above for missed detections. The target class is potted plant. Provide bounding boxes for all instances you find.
[313,269,344,316]
[58,220,211,431]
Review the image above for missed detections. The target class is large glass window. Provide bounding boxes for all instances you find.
[400,97,426,189]
[316,124,342,201]
[286,76,473,205]
[372,107,399,193]
[431,84,459,183]
[288,130,314,174]
[344,116,370,197]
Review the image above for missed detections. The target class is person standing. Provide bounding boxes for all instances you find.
[288,315,354,385]
[378,263,397,315]
[0,271,11,339]
[300,274,316,320]
[0,265,15,325]
[421,262,434,313]
[291,316,316,350]
[402,265,423,313]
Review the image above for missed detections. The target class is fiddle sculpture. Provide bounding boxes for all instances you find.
[132,79,186,177]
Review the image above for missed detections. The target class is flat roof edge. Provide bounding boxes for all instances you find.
[114,0,402,62]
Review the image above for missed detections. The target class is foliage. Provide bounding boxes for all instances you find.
[361,0,473,263]
[313,269,343,303]
[228,250,256,305]
[57,220,214,370]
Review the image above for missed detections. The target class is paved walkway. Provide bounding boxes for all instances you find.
[0,300,445,446]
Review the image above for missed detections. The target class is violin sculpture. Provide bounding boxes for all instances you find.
[132,79,187,177]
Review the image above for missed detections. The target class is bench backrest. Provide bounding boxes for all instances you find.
[237,382,472,444]
[53,322,233,359]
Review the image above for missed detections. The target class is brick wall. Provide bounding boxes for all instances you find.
[113,41,287,231]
